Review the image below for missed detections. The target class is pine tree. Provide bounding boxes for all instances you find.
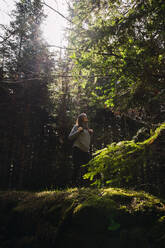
[0,0,55,189]
[2,0,53,79]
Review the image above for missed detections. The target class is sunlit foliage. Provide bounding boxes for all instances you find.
[68,0,165,124]
[84,123,165,190]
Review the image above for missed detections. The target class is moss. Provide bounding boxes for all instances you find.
[0,187,164,248]
[74,194,117,214]
[159,216,165,223]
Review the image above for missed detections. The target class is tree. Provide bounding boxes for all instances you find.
[1,0,53,79]
[0,0,56,190]
[68,0,165,125]
[66,0,165,195]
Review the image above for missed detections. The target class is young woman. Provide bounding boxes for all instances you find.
[68,113,93,186]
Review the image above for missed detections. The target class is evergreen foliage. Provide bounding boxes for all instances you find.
[0,0,55,190]
[1,0,53,79]
[84,123,165,194]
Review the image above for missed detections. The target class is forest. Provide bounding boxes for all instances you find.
[0,0,165,194]
[0,0,165,247]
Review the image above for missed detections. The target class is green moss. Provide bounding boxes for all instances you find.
[158,216,165,223]
[0,187,164,247]
[74,195,117,214]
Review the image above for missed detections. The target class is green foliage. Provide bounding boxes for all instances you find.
[84,123,165,188]
[68,0,165,124]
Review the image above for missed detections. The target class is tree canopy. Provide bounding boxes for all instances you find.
[68,0,165,124]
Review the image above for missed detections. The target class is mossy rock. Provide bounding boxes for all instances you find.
[0,188,164,248]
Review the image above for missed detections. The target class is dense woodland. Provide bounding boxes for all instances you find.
[0,0,164,196]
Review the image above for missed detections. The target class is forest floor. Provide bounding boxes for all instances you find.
[0,187,165,248]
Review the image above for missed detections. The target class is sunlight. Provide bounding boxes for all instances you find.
[42,0,68,47]
[0,0,68,47]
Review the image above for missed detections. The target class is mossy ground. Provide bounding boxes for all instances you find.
[0,187,165,248]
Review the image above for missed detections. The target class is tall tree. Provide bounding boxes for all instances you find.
[0,0,56,190]
[2,0,53,79]
[68,0,165,125]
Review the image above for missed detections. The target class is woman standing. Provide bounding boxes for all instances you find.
[68,113,93,186]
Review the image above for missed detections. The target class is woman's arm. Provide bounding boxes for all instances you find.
[68,125,83,140]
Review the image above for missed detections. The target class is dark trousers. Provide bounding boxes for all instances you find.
[72,146,91,186]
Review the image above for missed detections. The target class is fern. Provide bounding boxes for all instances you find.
[83,123,165,187]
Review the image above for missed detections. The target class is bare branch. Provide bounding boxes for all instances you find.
[42,1,73,24]
[46,44,121,58]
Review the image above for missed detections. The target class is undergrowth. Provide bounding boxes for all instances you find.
[83,123,165,188]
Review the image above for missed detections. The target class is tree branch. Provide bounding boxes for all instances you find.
[47,45,121,58]
[42,1,73,24]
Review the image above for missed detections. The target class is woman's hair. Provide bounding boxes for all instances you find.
[76,113,87,127]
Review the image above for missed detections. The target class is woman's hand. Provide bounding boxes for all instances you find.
[88,129,93,134]
[78,127,83,132]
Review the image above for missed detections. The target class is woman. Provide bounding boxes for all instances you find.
[68,113,93,186]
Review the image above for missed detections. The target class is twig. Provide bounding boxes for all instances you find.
[42,1,73,24]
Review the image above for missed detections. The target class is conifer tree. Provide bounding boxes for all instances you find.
[2,0,52,79]
[0,0,55,189]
